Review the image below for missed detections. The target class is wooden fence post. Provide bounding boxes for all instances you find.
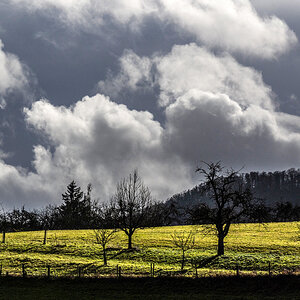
[0,264,2,276]
[2,232,5,244]
[150,263,155,277]
[195,267,198,278]
[78,266,82,278]
[22,264,26,278]
[236,264,239,277]
[268,262,271,276]
[47,265,50,278]
[118,266,121,278]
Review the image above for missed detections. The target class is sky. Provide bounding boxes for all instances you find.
[0,0,299,209]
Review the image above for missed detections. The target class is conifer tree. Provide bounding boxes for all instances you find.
[60,180,85,229]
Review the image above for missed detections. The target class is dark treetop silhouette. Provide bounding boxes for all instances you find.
[60,181,92,229]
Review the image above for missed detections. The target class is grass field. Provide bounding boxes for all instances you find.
[0,222,299,278]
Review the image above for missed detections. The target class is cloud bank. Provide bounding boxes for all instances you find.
[8,0,297,59]
[99,43,300,171]
[0,1,299,209]
[0,43,298,209]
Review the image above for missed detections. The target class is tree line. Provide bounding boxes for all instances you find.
[0,170,170,249]
[0,163,299,256]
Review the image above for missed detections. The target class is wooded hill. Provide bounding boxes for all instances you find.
[168,168,300,210]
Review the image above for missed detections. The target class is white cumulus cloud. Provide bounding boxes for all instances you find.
[12,94,190,209]
[98,49,153,99]
[0,39,30,108]
[98,43,300,170]
[155,44,275,108]
[163,89,300,170]
[8,0,297,59]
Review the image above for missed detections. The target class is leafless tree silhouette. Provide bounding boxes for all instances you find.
[194,161,254,255]
[94,228,117,265]
[171,229,197,270]
[110,169,153,249]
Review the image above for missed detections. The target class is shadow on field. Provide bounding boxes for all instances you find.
[193,255,219,268]
[109,247,139,259]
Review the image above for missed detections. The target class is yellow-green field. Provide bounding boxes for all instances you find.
[0,222,299,278]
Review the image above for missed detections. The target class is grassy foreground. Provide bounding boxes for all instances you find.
[0,222,299,278]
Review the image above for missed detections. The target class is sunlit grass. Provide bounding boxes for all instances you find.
[0,222,299,277]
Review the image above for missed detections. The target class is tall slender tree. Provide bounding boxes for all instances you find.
[110,170,153,249]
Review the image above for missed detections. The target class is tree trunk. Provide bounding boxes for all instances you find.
[181,250,185,271]
[128,233,132,249]
[217,234,224,256]
[2,231,5,244]
[43,229,47,245]
[103,247,107,265]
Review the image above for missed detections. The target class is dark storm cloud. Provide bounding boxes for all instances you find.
[249,0,300,115]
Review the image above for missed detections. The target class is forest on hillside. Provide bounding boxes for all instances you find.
[0,168,299,232]
[169,168,300,206]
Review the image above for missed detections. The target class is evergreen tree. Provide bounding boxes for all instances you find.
[60,181,86,229]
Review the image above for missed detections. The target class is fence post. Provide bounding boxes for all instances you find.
[116,265,119,278]
[151,263,155,277]
[118,266,121,278]
[0,264,2,276]
[268,262,271,276]
[47,265,50,278]
[78,266,82,278]
[22,264,26,278]
[2,232,5,244]
[236,264,239,277]
[195,267,198,278]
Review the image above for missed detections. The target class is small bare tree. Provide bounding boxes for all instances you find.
[94,228,116,265]
[171,229,196,271]
[110,169,153,249]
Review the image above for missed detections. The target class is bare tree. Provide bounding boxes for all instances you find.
[193,161,254,256]
[94,228,116,265]
[171,229,196,271]
[110,169,153,249]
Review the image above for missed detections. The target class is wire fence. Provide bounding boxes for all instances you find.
[0,261,299,280]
